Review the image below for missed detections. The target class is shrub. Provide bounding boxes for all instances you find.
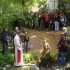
[67,28,70,61]
[23,53,38,63]
[0,52,38,66]
[50,52,56,63]
[40,52,56,66]
[0,53,14,67]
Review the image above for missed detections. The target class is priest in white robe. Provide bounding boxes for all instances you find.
[14,33,24,66]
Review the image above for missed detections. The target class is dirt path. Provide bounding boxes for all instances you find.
[28,29,61,56]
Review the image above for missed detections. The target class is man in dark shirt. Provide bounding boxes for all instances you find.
[57,32,67,66]
[2,28,10,55]
[23,31,29,53]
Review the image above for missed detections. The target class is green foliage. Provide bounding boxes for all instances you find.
[0,0,47,30]
[0,52,38,67]
[0,0,34,30]
[66,11,70,26]
[67,28,70,45]
[0,53,14,67]
[67,28,70,61]
[50,52,56,63]
[58,0,70,13]
[40,52,56,66]
[0,42,2,53]
[58,0,66,11]
[67,45,70,61]
[64,0,70,2]
[23,53,38,63]
[38,0,47,10]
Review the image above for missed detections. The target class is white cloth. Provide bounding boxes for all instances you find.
[14,34,24,66]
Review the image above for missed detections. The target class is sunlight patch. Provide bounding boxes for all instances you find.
[30,35,37,39]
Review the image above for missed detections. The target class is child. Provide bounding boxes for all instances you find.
[42,39,51,54]
[40,38,51,66]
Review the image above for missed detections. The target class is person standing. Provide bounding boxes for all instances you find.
[38,14,44,31]
[53,13,59,31]
[44,14,50,30]
[14,32,24,66]
[23,31,29,53]
[13,27,20,37]
[56,32,67,66]
[2,28,10,55]
[60,14,67,28]
[54,20,59,31]
[12,27,20,52]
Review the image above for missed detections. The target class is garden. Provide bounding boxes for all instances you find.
[0,0,70,70]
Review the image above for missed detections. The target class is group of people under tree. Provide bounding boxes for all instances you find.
[25,10,67,31]
[12,9,67,32]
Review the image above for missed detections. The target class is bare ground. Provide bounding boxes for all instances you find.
[28,29,61,56]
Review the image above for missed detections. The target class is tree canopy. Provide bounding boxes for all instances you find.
[0,0,70,30]
[0,0,47,30]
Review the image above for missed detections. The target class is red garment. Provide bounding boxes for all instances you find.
[14,38,22,63]
[14,34,23,66]
[44,16,50,23]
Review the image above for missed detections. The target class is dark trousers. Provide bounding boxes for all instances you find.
[2,41,8,55]
[39,22,44,31]
[57,51,66,65]
[44,22,49,29]
[23,42,28,53]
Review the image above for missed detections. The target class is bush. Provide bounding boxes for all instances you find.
[50,52,56,63]
[23,53,38,63]
[67,28,70,62]
[0,52,38,66]
[40,52,56,66]
[66,11,70,26]
[0,53,14,67]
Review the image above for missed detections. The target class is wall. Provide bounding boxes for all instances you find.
[47,0,58,11]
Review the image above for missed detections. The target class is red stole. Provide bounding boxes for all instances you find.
[17,38,22,63]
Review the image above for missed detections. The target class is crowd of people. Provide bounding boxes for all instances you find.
[0,26,68,66]
[26,10,67,31]
[0,10,68,67]
[1,27,29,66]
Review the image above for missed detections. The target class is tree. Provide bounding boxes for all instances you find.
[0,0,35,30]
[58,0,70,13]
[0,0,48,30]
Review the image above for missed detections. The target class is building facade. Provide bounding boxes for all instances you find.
[47,0,58,11]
